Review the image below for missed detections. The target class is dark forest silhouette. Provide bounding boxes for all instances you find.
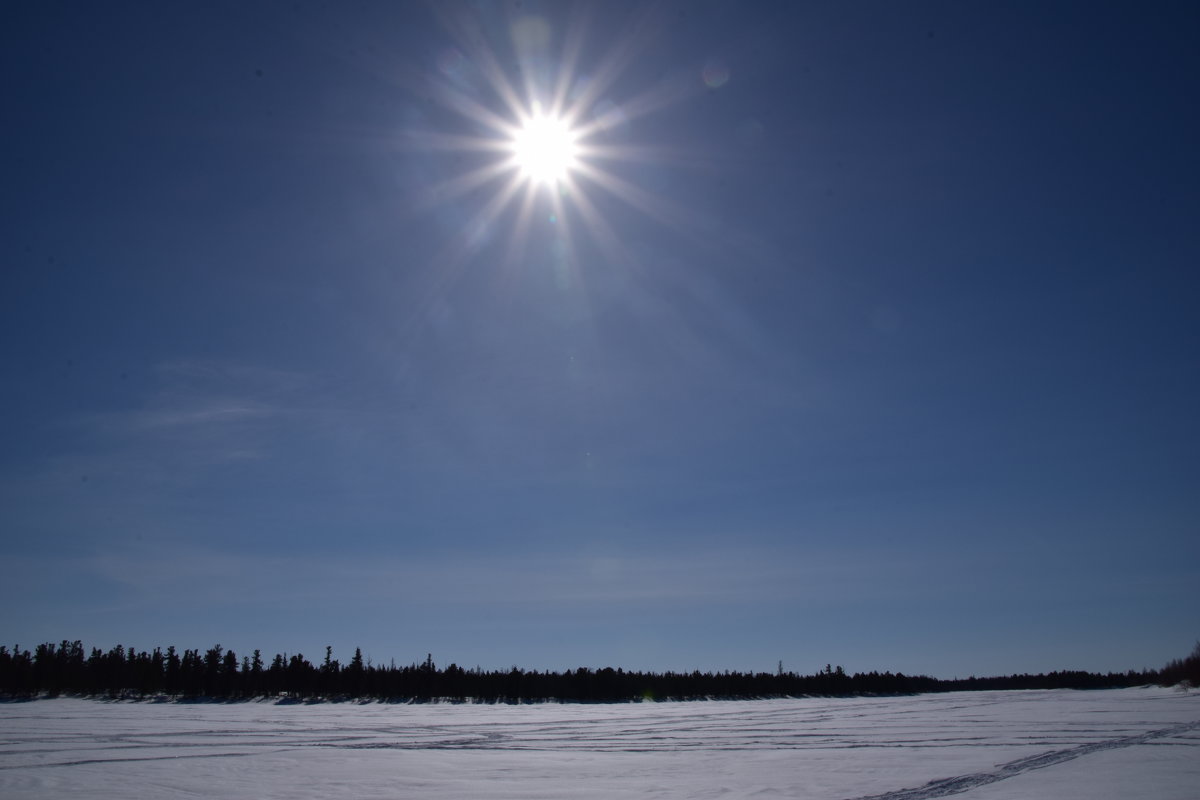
[3,640,1191,702]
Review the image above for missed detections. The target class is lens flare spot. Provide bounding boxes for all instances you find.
[702,58,730,89]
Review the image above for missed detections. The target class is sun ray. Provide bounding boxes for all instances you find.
[571,70,703,142]
[501,181,540,276]
[416,159,515,211]
[549,5,595,119]
[400,131,513,155]
[547,188,599,328]
[577,142,710,170]
[557,175,630,273]
[510,15,558,124]
[404,172,529,338]
[434,87,525,141]
[410,2,718,310]
[557,4,665,131]
[431,6,529,124]
[571,162,694,233]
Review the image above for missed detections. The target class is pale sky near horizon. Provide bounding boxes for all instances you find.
[2,0,1197,679]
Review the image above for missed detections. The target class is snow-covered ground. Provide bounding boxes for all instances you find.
[1,687,1196,798]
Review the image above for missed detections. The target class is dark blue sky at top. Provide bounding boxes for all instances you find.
[2,1,1197,677]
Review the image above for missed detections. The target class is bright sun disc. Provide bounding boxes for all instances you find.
[512,114,577,185]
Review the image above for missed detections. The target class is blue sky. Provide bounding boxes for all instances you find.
[2,1,1197,678]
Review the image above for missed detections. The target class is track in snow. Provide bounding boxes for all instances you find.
[848,720,1200,800]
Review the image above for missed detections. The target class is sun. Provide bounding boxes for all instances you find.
[408,4,713,276]
[511,110,578,186]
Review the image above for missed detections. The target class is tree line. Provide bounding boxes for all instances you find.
[0,640,1178,702]
[1158,640,1200,688]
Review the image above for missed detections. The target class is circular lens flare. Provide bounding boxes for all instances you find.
[512,113,578,185]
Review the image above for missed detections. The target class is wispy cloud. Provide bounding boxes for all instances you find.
[65,359,308,457]
[9,539,934,618]
[123,404,273,433]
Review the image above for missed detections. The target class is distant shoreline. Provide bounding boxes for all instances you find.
[5,640,1183,703]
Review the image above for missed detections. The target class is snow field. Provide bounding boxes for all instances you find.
[0,687,1196,798]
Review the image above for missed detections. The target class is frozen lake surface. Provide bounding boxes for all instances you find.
[1,688,1197,798]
